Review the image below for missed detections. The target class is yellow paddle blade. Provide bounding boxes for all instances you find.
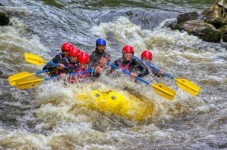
[174,78,200,96]
[151,83,176,101]
[8,72,35,86]
[24,52,47,65]
[15,77,44,90]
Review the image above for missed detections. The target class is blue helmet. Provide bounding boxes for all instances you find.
[96,38,106,46]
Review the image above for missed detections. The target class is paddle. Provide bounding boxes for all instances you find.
[8,69,48,86]
[15,69,95,90]
[8,56,70,87]
[134,56,200,96]
[107,62,176,100]
[24,52,47,65]
[24,52,69,67]
[8,52,71,86]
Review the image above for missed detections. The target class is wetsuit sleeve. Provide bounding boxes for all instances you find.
[113,58,121,68]
[152,69,165,78]
[42,54,61,71]
[42,63,56,71]
[133,59,149,77]
[106,58,120,76]
[60,59,72,74]
[51,55,61,63]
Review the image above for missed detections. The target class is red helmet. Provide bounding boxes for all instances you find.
[78,52,90,64]
[61,42,74,51]
[68,47,81,57]
[141,50,153,60]
[122,45,134,54]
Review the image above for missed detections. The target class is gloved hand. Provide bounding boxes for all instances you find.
[59,73,66,78]
[159,69,165,76]
[99,57,109,67]
[58,63,65,69]
[95,66,103,73]
[130,72,138,78]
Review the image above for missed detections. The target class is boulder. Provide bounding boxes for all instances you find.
[177,12,199,24]
[202,0,227,28]
[0,10,9,26]
[220,25,227,42]
[176,20,221,42]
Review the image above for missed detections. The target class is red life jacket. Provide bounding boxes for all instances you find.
[67,66,89,83]
[75,66,89,78]
[119,62,130,70]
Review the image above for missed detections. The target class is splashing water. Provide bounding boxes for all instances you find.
[0,0,227,149]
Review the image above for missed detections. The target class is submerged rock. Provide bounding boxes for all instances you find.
[176,20,221,42]
[0,10,9,26]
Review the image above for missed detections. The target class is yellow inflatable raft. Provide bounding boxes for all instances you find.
[75,89,154,121]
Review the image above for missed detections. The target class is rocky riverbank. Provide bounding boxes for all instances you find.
[169,0,227,43]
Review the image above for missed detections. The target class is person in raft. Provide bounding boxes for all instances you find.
[67,52,98,83]
[43,42,74,76]
[52,42,73,63]
[58,47,81,82]
[89,38,111,76]
[111,45,149,78]
[140,50,165,77]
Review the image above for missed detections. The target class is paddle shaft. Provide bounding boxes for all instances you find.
[36,69,48,75]
[48,62,69,69]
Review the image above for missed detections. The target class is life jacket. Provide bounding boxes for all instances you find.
[75,67,89,78]
[113,58,149,77]
[119,62,130,70]
[89,49,111,68]
[67,66,89,83]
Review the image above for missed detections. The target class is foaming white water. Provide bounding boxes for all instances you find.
[0,17,50,74]
[0,129,48,149]
[91,17,203,54]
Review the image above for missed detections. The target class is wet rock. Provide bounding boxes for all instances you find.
[222,33,227,42]
[0,10,9,26]
[168,1,226,43]
[99,9,178,30]
[220,25,227,42]
[202,0,227,29]
[176,20,221,42]
[177,12,199,24]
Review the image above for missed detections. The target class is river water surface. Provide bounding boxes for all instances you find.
[0,0,227,149]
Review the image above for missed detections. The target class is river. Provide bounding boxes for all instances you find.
[0,0,226,149]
